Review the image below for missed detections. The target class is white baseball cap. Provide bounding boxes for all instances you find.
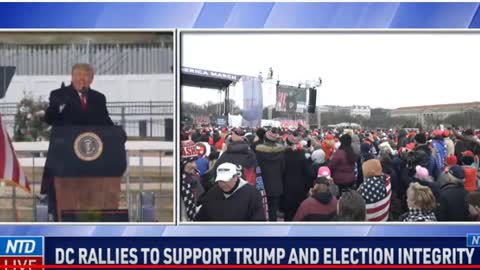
[215,162,238,182]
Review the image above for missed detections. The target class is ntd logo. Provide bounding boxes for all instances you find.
[0,237,42,256]
[6,240,36,254]
[467,234,480,247]
[0,237,43,269]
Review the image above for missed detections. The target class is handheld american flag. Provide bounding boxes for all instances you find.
[0,114,30,192]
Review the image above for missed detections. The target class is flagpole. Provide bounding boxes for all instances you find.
[32,154,36,221]
[12,186,16,222]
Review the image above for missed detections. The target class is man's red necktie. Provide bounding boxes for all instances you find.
[80,93,87,112]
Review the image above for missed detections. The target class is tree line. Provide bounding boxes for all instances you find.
[182,101,480,130]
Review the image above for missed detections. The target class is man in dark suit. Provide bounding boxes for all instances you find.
[42,63,114,221]
[45,63,113,126]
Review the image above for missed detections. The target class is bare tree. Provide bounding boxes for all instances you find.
[444,111,480,129]
[390,116,417,129]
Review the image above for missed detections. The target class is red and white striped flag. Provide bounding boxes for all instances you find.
[276,92,287,112]
[359,174,391,222]
[0,115,30,192]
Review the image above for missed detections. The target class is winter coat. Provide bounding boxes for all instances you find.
[252,139,264,153]
[328,149,356,185]
[414,144,440,179]
[379,141,394,155]
[293,191,337,221]
[204,141,257,191]
[351,134,361,156]
[195,179,266,221]
[282,148,310,220]
[195,157,209,176]
[436,182,470,221]
[399,167,441,209]
[402,208,437,222]
[463,166,478,192]
[454,132,480,157]
[255,143,286,197]
[382,160,399,198]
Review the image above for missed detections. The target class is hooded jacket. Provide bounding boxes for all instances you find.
[255,143,286,197]
[204,141,257,190]
[293,191,337,221]
[195,178,266,221]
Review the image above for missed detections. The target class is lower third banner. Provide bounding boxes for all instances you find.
[2,236,480,269]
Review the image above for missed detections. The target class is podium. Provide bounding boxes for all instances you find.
[46,126,127,221]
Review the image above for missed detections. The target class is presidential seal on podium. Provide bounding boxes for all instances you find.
[74,132,103,161]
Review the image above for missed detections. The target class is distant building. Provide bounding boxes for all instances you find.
[391,102,480,127]
[321,105,371,119]
[350,105,371,119]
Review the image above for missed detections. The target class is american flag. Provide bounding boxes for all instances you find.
[359,174,391,221]
[276,92,287,112]
[0,116,30,192]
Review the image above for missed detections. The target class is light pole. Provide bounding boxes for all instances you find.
[304,82,310,129]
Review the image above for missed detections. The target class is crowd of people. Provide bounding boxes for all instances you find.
[180,123,480,222]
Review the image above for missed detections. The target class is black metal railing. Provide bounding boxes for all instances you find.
[0,101,173,139]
